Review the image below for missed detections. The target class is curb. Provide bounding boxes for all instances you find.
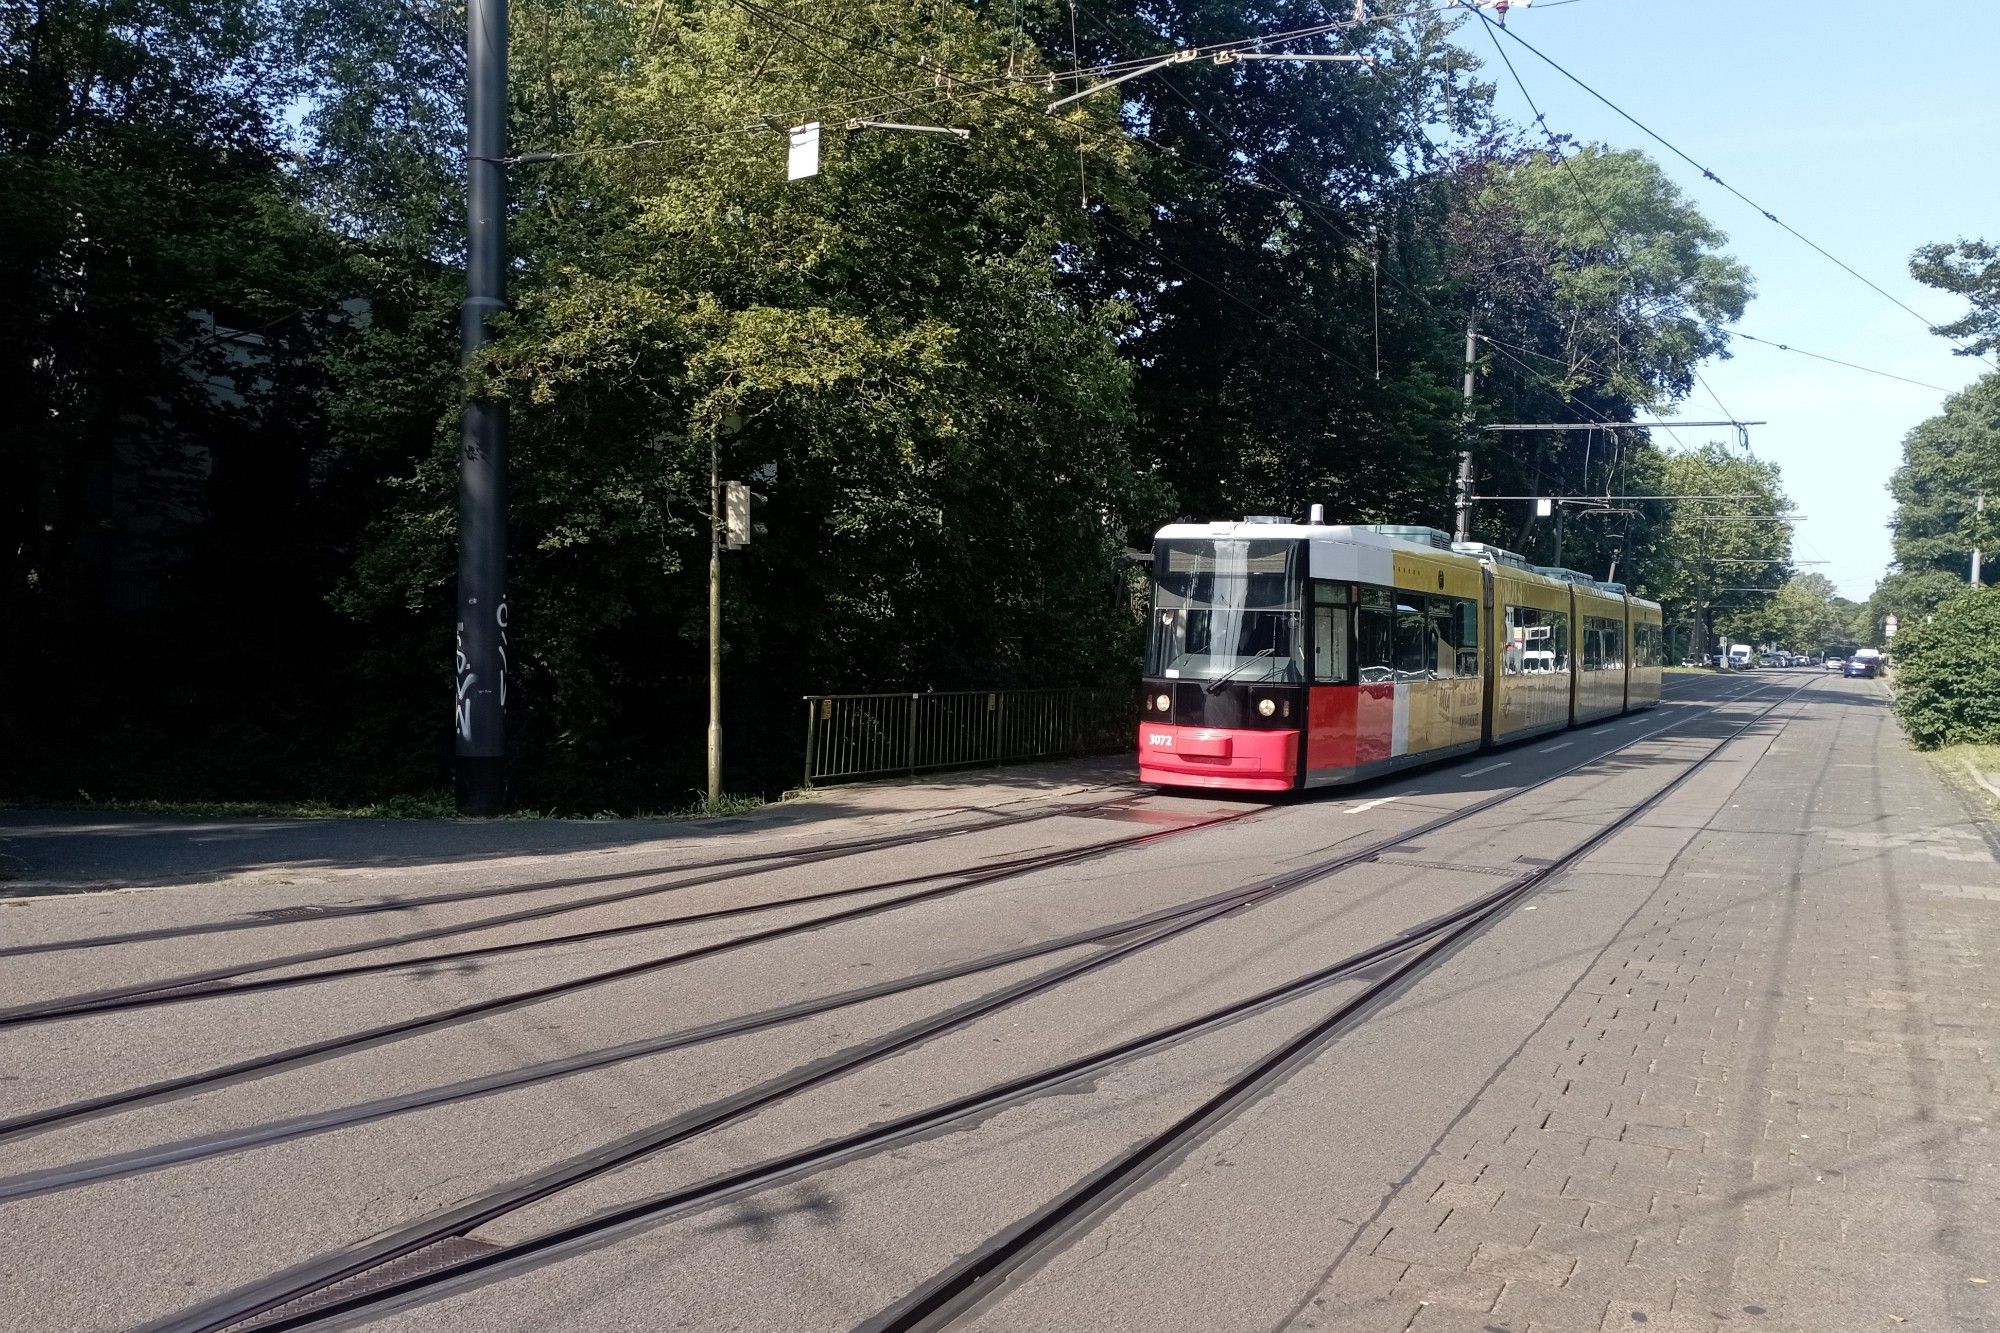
[1962,757,2000,806]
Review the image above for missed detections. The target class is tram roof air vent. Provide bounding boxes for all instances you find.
[1450,541,1534,571]
[1242,515,1290,525]
[1360,524,1454,550]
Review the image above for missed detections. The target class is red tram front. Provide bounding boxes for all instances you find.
[1138,522,1489,793]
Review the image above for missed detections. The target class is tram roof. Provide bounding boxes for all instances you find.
[1154,520,1658,608]
[1153,520,1463,551]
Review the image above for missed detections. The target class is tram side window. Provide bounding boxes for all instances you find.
[1312,583,1353,684]
[1393,597,1431,679]
[1503,604,1565,675]
[1582,615,1622,671]
[1424,597,1459,679]
[1456,600,1480,677]
[1356,587,1394,683]
[1638,622,1660,667]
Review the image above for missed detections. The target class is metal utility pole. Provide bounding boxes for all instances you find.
[1454,311,1477,542]
[1453,452,1475,543]
[455,0,509,817]
[1974,492,1986,587]
[707,434,723,806]
[1461,312,1479,413]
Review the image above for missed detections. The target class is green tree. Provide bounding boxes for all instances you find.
[1883,373,2000,595]
[1634,445,1790,656]
[0,0,362,796]
[1469,146,1749,410]
[1447,144,1750,579]
[1730,573,1846,653]
[1889,586,2000,749]
[1911,238,2000,360]
[316,0,1162,805]
[1046,0,1478,526]
[2,0,1771,809]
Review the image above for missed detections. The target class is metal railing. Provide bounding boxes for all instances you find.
[801,687,1136,787]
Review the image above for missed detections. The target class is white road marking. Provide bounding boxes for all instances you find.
[1537,741,1573,753]
[1461,762,1511,777]
[1345,797,1400,814]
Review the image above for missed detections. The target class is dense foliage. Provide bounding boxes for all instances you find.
[1910,238,2000,362]
[1860,372,1998,646]
[1889,587,2000,750]
[1633,445,1790,658]
[1724,574,1850,658]
[4,0,1769,809]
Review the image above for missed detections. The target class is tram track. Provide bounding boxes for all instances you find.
[0,680,1773,1157]
[0,813,1230,1029]
[0,683,1775,1199]
[0,805,1262,1145]
[0,791,1144,960]
[0,678,1759,1028]
[3,676,1784,1160]
[125,677,1813,1333]
[2,674,1723,966]
[862,685,1801,1332]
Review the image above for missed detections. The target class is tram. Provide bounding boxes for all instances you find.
[1138,519,1664,793]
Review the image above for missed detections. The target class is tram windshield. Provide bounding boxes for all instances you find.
[1146,539,1303,683]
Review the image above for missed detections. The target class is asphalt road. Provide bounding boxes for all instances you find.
[6,670,1987,1333]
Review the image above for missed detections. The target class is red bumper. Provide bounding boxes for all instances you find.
[1137,724,1299,792]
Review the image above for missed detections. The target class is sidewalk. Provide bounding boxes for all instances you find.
[1304,684,2000,1332]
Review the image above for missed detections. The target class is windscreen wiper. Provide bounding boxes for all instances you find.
[1204,647,1274,694]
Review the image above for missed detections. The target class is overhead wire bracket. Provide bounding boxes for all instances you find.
[1212,52,1375,66]
[843,119,972,140]
[1047,49,1198,112]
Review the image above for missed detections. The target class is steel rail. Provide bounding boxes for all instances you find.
[0,810,1224,1028]
[0,684,1761,1199]
[0,681,1744,1143]
[0,809,1262,1146]
[866,678,1820,1330]
[8,682,1716,1022]
[139,678,1798,1333]
[0,793,1139,959]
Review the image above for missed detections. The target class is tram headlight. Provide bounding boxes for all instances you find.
[1154,693,1171,712]
[1257,698,1277,718]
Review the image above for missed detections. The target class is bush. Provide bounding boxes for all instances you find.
[1890,586,2000,749]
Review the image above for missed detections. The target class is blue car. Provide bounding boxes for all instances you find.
[1844,654,1879,679]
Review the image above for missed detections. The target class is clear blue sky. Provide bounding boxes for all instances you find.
[1454,0,1999,600]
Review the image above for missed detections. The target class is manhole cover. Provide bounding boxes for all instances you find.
[248,905,340,922]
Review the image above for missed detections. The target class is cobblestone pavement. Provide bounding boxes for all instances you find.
[1295,682,2000,1333]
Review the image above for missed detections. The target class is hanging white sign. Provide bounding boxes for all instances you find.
[787,123,821,180]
